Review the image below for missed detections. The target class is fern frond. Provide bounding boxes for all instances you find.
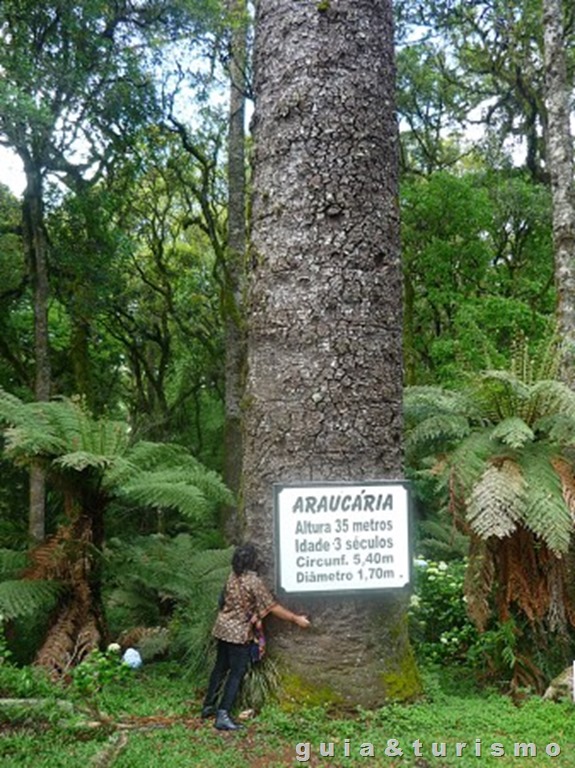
[531,333,561,382]
[0,579,62,619]
[519,448,572,554]
[3,425,67,462]
[417,519,469,559]
[42,399,129,458]
[118,477,210,518]
[404,386,469,425]
[116,456,233,514]
[0,549,28,580]
[106,536,232,604]
[438,431,497,498]
[123,441,191,471]
[472,370,530,422]
[180,465,235,507]
[534,413,575,446]
[405,414,471,461]
[54,451,118,472]
[0,389,44,430]
[527,380,575,423]
[490,417,534,448]
[466,460,525,540]
[0,395,130,466]
[100,457,140,488]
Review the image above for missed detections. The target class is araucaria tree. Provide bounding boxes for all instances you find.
[242,0,416,706]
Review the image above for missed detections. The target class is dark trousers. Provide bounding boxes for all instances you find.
[203,639,251,712]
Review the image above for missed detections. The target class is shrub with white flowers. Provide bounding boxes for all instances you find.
[409,558,479,665]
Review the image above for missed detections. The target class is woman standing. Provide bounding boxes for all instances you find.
[202,542,311,730]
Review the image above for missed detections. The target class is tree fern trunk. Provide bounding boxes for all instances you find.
[243,0,417,706]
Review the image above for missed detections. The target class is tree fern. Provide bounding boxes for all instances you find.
[405,342,575,683]
[0,390,234,675]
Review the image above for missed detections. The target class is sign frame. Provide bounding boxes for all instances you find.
[273,479,413,598]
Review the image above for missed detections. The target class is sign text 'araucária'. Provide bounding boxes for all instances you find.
[274,481,411,596]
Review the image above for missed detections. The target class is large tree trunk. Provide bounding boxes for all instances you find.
[243,0,418,707]
[543,0,575,386]
[22,166,51,543]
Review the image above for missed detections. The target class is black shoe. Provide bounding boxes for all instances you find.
[201,705,216,718]
[215,709,244,731]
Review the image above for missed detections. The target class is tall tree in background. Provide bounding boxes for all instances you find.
[543,0,575,386]
[243,0,417,706]
[395,0,575,181]
[0,0,219,540]
[0,1,162,541]
[223,0,249,536]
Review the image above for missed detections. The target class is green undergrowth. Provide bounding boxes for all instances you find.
[0,662,575,767]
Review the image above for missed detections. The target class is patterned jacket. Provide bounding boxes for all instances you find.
[212,570,276,644]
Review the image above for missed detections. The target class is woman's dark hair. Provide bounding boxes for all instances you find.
[232,543,259,575]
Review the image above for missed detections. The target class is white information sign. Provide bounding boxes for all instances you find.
[274,481,411,595]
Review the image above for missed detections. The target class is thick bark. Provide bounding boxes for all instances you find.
[223,0,249,539]
[543,0,575,386]
[243,0,416,706]
[22,167,51,542]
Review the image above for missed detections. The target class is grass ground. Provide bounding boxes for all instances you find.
[1,662,575,767]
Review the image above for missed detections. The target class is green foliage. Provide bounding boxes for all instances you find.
[408,560,538,688]
[395,0,559,180]
[0,580,61,621]
[409,560,479,666]
[396,43,470,174]
[71,647,130,701]
[0,613,11,664]
[401,172,554,386]
[405,351,575,555]
[406,344,575,686]
[239,656,281,711]
[5,659,575,767]
[0,549,27,580]
[104,536,232,676]
[0,391,233,525]
[0,663,57,701]
[416,517,469,561]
